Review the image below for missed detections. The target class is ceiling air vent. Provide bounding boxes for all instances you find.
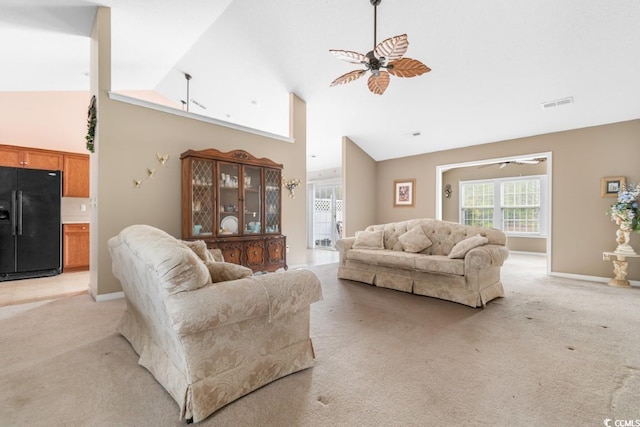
[541,96,574,110]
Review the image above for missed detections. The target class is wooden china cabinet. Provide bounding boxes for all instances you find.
[181,148,287,273]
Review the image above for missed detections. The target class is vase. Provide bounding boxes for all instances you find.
[614,224,636,255]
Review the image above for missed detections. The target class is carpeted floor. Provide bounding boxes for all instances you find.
[1,254,639,426]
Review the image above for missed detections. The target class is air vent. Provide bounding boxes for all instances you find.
[404,131,422,138]
[541,96,574,109]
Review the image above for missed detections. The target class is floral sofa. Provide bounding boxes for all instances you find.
[336,218,509,307]
[108,224,323,423]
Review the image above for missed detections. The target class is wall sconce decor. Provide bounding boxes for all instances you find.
[282,177,301,199]
[444,184,452,198]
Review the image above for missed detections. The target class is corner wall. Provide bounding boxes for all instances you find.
[342,137,376,236]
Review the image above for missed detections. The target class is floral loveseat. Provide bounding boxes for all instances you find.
[108,224,323,423]
[336,218,509,307]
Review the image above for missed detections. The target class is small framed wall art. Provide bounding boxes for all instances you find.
[601,176,625,198]
[393,179,415,207]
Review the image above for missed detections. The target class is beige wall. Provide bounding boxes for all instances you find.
[90,7,308,296]
[442,161,547,253]
[342,137,376,236]
[373,120,640,280]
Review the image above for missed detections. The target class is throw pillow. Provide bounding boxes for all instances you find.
[162,244,213,295]
[182,240,216,263]
[206,261,253,283]
[353,230,385,249]
[448,234,489,259]
[398,226,433,253]
[208,248,224,262]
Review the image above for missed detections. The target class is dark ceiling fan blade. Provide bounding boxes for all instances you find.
[367,71,390,95]
[387,58,431,78]
[516,159,542,164]
[374,34,408,61]
[477,157,547,168]
[329,49,368,64]
[330,69,367,87]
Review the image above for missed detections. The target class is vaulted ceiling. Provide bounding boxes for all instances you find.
[2,0,639,172]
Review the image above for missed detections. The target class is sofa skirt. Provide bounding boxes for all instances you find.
[338,261,504,308]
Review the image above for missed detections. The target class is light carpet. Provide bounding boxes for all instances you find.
[1,254,639,426]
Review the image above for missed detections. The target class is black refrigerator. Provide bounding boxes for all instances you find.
[0,166,62,281]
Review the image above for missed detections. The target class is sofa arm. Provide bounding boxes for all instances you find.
[336,237,355,265]
[464,244,509,270]
[166,269,323,336]
[336,237,355,251]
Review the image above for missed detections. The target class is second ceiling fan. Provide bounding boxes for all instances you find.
[329,0,431,95]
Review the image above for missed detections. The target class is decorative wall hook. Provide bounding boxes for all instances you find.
[282,177,302,199]
[444,184,452,198]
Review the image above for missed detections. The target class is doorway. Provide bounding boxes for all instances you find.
[309,182,343,249]
[435,152,552,274]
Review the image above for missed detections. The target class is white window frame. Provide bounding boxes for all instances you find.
[459,175,548,238]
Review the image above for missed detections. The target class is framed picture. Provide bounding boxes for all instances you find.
[601,176,625,198]
[393,179,415,207]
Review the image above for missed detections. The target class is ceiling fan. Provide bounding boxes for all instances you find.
[479,158,547,169]
[329,0,431,95]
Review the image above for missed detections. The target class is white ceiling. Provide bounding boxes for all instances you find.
[1,0,639,172]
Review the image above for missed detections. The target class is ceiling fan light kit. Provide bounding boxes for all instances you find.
[329,0,431,95]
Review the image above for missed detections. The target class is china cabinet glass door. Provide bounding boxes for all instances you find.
[218,162,240,236]
[191,159,214,237]
[244,166,262,234]
[265,168,281,234]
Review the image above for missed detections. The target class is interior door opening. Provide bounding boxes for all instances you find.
[436,152,552,274]
[310,182,343,250]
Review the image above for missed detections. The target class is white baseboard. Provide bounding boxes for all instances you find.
[509,251,639,287]
[550,272,639,288]
[509,250,547,257]
[91,291,125,302]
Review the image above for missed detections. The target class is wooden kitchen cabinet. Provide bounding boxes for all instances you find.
[0,145,62,170]
[1,144,90,197]
[63,153,90,197]
[181,148,287,273]
[63,223,90,271]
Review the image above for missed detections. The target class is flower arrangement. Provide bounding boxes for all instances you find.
[607,183,640,232]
